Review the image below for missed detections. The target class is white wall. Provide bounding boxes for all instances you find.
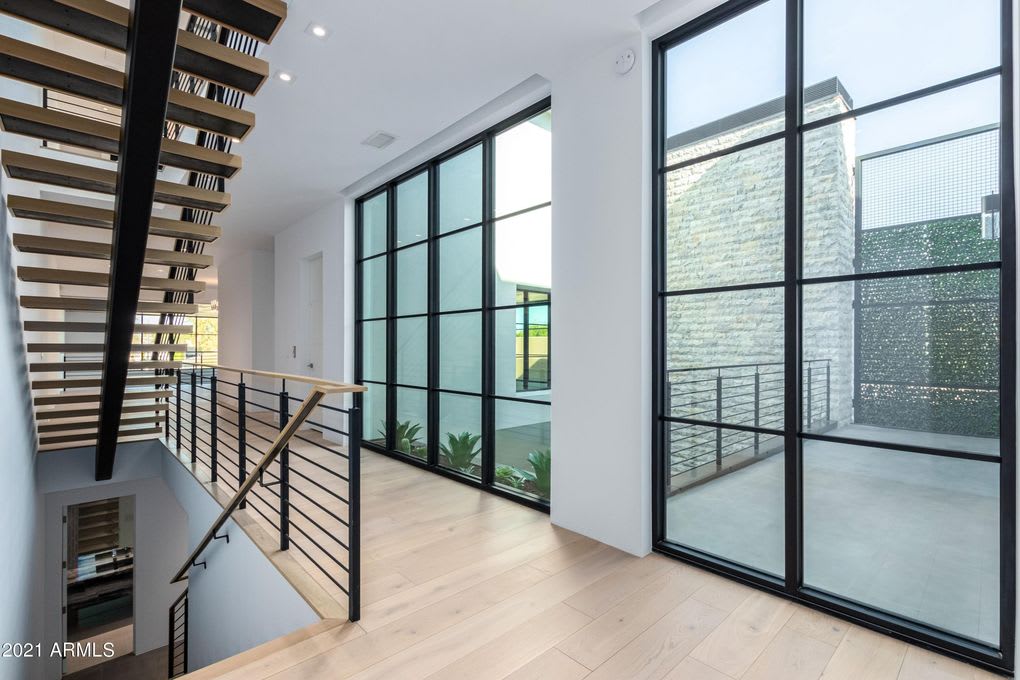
[217,249,275,372]
[160,452,319,671]
[36,441,188,680]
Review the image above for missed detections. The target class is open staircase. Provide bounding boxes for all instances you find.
[0,0,286,461]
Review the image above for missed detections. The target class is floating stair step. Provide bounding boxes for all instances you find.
[24,321,193,334]
[34,389,172,406]
[0,35,254,139]
[0,0,270,94]
[8,196,222,242]
[17,267,208,294]
[29,361,181,373]
[38,414,164,434]
[0,98,242,177]
[32,376,169,390]
[2,151,231,212]
[183,0,288,43]
[27,343,187,354]
[36,403,169,420]
[12,234,214,268]
[40,426,163,448]
[20,295,199,314]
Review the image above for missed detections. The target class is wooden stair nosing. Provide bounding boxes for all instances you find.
[35,404,169,420]
[182,0,288,44]
[9,195,221,242]
[20,295,198,314]
[2,150,231,212]
[17,266,208,293]
[29,361,181,373]
[0,1,270,94]
[27,343,187,353]
[23,321,193,334]
[0,97,242,178]
[0,34,255,140]
[39,426,163,447]
[38,414,165,434]
[12,233,214,269]
[32,375,171,390]
[34,389,172,406]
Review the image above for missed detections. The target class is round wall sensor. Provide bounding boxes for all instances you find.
[615,48,636,75]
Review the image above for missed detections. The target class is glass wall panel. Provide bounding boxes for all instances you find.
[395,317,427,387]
[396,245,428,316]
[665,422,785,576]
[665,287,784,429]
[438,228,482,311]
[362,320,386,383]
[396,172,428,247]
[438,145,483,233]
[494,400,550,502]
[803,0,999,121]
[663,0,785,164]
[493,207,551,306]
[361,193,388,257]
[804,441,999,644]
[361,256,387,319]
[394,387,428,460]
[438,393,482,478]
[363,382,387,447]
[495,111,552,216]
[494,306,549,397]
[439,312,481,393]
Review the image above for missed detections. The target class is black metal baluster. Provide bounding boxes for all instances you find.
[175,369,182,452]
[210,372,218,483]
[715,371,723,468]
[190,369,197,464]
[348,405,361,622]
[279,385,290,550]
[238,377,247,509]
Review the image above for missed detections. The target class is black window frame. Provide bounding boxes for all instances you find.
[651,0,1015,673]
[355,98,553,512]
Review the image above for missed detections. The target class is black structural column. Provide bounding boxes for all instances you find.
[95,0,183,480]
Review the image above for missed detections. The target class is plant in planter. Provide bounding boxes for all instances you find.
[495,464,525,490]
[440,432,481,473]
[514,449,551,498]
[379,420,426,457]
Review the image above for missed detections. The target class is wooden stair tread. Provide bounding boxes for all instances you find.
[182,0,288,44]
[9,196,222,242]
[18,267,207,294]
[34,389,172,406]
[2,151,231,212]
[0,98,242,177]
[38,414,164,434]
[27,343,187,353]
[20,295,199,314]
[24,321,193,334]
[29,361,181,373]
[32,375,172,390]
[39,426,163,448]
[0,35,254,139]
[0,0,271,94]
[12,233,214,268]
[36,404,169,420]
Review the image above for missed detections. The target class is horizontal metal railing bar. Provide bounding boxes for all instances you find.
[243,493,281,530]
[289,466,347,502]
[217,402,240,414]
[316,402,353,415]
[288,503,350,550]
[244,384,282,398]
[242,427,276,446]
[182,363,367,393]
[670,369,787,384]
[287,521,348,572]
[215,426,240,443]
[292,432,350,459]
[288,538,348,594]
[290,448,349,480]
[303,419,350,436]
[668,359,828,373]
[290,486,348,523]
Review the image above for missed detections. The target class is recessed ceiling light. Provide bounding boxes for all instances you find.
[306,22,330,39]
[276,70,295,83]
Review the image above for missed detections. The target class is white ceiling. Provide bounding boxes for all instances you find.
[216,0,656,258]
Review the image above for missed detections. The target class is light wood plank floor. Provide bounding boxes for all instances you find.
[179,437,1006,680]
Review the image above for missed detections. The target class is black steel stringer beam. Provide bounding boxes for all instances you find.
[95,0,183,480]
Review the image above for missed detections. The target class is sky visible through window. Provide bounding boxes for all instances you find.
[665,0,1000,155]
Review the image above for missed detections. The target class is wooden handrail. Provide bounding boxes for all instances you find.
[170,385,332,583]
[181,362,366,393]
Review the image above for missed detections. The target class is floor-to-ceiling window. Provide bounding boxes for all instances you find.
[652,0,1013,671]
[356,100,552,508]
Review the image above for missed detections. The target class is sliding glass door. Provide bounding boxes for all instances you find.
[652,0,1013,671]
[356,100,552,508]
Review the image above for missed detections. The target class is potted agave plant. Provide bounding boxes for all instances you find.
[440,431,481,473]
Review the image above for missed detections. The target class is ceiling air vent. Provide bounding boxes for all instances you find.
[362,131,397,150]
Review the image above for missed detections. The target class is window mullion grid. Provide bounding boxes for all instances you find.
[427,163,440,468]
[353,200,365,423]
[385,187,397,453]
[482,133,496,487]
[783,0,804,595]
